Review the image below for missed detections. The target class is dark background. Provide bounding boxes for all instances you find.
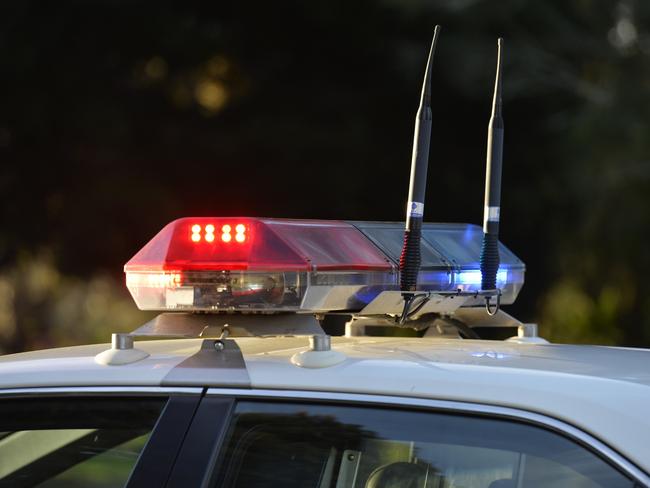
[1,0,649,351]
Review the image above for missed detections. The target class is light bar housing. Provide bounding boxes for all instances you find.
[125,218,395,312]
[351,221,525,307]
[125,218,525,312]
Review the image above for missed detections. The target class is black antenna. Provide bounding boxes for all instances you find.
[399,26,441,303]
[480,38,504,312]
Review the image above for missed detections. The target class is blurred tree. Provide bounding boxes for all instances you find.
[0,253,151,353]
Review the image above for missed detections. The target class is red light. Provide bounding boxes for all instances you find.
[125,217,393,273]
[204,224,215,242]
[191,224,202,242]
[234,223,246,243]
[124,217,396,311]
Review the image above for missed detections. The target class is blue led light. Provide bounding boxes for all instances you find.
[455,269,508,286]
[418,270,453,286]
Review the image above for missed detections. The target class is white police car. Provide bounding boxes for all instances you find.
[0,216,648,488]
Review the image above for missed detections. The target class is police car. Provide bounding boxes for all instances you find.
[0,216,648,488]
[1,30,649,488]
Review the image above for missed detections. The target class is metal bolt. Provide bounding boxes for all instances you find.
[518,324,538,338]
[214,340,225,351]
[219,325,230,340]
[112,333,133,350]
[309,334,331,352]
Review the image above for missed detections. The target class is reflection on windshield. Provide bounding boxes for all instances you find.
[212,402,634,488]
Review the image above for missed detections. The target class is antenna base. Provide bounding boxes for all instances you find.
[399,220,423,291]
[480,232,500,290]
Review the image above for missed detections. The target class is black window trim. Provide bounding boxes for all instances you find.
[0,386,203,398]
[166,396,235,488]
[203,388,650,488]
[0,386,204,488]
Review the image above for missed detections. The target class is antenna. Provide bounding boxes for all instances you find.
[480,38,504,313]
[399,26,441,306]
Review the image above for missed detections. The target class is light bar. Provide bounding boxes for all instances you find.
[125,218,395,312]
[125,218,525,312]
[350,221,525,307]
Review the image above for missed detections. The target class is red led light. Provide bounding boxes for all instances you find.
[125,217,398,311]
[204,223,215,243]
[125,217,393,273]
[190,224,201,242]
[233,223,246,243]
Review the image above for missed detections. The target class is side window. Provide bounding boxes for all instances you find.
[211,401,636,488]
[0,396,166,487]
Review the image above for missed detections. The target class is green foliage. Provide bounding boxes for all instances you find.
[539,280,630,345]
[0,253,152,353]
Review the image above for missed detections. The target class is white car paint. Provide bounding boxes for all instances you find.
[0,336,649,473]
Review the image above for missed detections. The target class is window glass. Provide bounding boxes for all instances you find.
[212,401,634,488]
[0,397,166,487]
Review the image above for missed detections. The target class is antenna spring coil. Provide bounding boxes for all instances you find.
[399,225,422,291]
[479,233,500,291]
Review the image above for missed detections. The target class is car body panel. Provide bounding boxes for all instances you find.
[1,336,649,473]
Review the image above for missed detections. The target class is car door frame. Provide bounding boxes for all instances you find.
[170,388,650,488]
[0,386,203,488]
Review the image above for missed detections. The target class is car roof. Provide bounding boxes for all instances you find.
[1,336,650,472]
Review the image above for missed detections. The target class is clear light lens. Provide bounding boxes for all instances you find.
[126,271,303,311]
[125,270,397,312]
[126,272,182,288]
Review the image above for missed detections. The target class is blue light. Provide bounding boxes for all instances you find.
[455,269,508,286]
[418,270,453,287]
